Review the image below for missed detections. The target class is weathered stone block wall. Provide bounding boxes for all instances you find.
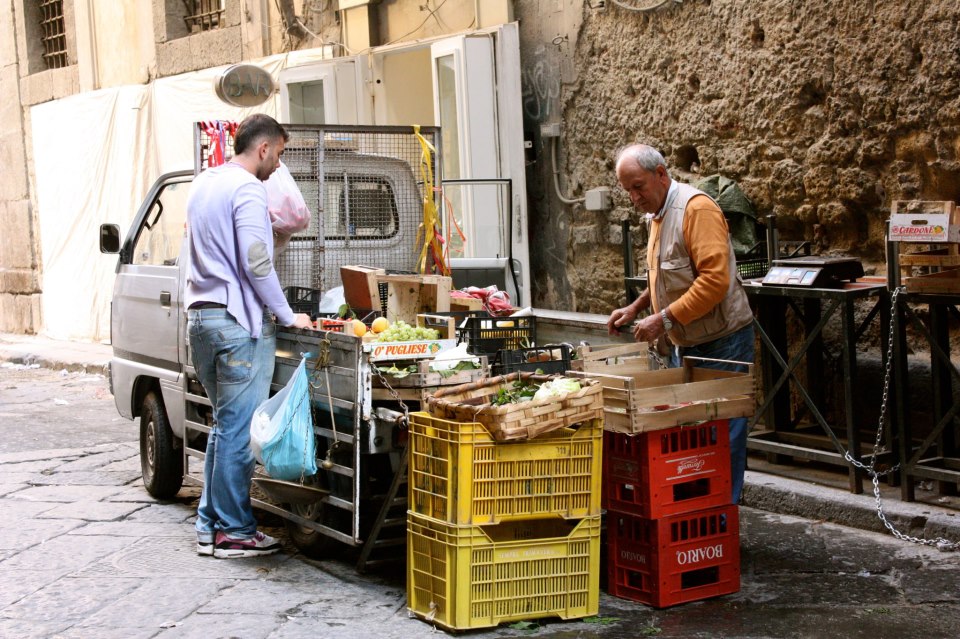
[154,0,244,76]
[2,1,44,333]
[519,0,960,314]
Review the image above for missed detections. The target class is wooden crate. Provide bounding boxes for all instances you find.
[903,268,960,294]
[382,274,451,322]
[571,357,754,434]
[372,356,489,389]
[450,295,486,312]
[340,265,385,311]
[573,342,650,373]
[898,245,960,293]
[428,372,605,441]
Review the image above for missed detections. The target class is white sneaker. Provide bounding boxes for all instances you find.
[213,530,282,559]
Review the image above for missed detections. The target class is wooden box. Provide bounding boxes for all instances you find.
[381,273,451,323]
[340,265,385,311]
[889,200,959,243]
[573,342,650,373]
[572,357,754,434]
[372,356,489,390]
[898,245,960,293]
[903,268,960,294]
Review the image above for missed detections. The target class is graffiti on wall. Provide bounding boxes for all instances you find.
[521,45,561,123]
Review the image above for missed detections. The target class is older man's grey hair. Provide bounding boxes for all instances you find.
[615,144,670,177]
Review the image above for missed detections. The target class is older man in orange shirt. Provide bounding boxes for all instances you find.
[607,143,755,504]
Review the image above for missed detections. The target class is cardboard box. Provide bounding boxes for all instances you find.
[889,200,959,242]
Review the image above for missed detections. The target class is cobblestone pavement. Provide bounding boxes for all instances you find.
[2,366,960,638]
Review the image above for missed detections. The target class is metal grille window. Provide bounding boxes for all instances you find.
[326,177,399,241]
[38,0,68,70]
[194,124,440,293]
[183,0,225,33]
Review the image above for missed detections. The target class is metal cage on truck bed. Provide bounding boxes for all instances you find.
[193,123,441,303]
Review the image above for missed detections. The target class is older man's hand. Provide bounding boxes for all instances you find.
[632,313,666,343]
[607,305,638,336]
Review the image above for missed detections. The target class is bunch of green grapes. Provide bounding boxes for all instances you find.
[376,320,441,342]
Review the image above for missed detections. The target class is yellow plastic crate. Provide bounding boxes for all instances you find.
[407,513,601,631]
[408,411,602,525]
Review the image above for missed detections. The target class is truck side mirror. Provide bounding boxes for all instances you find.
[100,224,121,254]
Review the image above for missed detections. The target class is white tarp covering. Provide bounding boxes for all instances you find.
[30,50,330,342]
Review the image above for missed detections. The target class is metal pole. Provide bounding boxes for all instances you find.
[766,213,779,262]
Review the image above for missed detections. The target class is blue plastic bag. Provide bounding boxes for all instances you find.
[250,357,318,481]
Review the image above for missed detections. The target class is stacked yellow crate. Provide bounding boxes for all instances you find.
[406,409,603,632]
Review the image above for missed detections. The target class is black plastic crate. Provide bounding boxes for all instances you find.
[284,287,322,315]
[736,259,769,280]
[495,344,572,376]
[461,315,536,359]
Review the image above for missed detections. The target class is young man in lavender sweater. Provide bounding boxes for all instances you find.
[185,114,313,558]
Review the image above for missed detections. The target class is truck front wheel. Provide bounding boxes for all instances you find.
[285,501,346,559]
[140,391,184,499]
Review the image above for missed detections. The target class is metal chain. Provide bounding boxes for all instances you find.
[307,336,342,468]
[371,364,411,427]
[843,286,958,552]
[648,341,668,370]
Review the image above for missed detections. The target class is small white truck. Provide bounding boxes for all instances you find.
[99,123,617,569]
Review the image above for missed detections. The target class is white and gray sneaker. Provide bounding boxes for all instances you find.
[213,530,282,559]
[197,532,215,556]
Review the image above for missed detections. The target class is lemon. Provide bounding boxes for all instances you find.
[371,317,390,334]
[352,320,367,337]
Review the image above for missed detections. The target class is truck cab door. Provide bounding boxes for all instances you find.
[112,174,192,372]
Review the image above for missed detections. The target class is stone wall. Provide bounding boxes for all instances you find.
[518,0,960,314]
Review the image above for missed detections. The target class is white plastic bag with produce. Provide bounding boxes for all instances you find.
[264,160,310,252]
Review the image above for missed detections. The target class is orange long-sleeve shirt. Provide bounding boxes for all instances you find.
[646,194,732,327]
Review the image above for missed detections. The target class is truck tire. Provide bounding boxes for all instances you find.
[140,391,184,499]
[284,501,346,559]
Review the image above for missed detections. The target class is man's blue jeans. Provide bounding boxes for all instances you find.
[670,322,755,504]
[187,309,276,538]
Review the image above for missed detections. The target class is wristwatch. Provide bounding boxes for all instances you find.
[660,309,673,331]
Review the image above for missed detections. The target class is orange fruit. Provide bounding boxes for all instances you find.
[352,320,367,337]
[371,317,390,333]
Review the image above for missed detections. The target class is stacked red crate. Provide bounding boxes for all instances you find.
[604,419,741,608]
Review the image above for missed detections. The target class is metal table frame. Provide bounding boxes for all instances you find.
[745,279,891,493]
[891,290,960,500]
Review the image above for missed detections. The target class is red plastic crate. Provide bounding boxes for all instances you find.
[606,505,740,608]
[603,420,731,518]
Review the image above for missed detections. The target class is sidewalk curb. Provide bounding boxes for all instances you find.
[0,337,110,376]
[742,471,960,544]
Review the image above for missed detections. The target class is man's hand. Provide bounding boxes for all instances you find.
[289,313,313,330]
[607,290,650,336]
[607,305,638,336]
[632,312,668,343]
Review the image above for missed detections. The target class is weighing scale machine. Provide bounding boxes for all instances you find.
[761,256,864,288]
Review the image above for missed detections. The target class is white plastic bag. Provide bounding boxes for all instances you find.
[264,161,310,250]
[250,358,318,480]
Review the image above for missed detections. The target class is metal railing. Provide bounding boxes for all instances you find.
[39,0,67,70]
[183,0,225,33]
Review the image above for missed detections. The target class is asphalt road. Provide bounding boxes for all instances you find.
[2,365,960,638]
